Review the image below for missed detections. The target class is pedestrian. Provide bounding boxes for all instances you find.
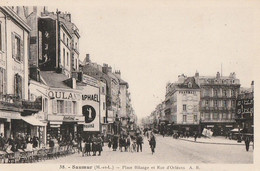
[126,135,131,152]
[7,134,16,152]
[136,134,143,152]
[149,132,156,154]
[92,135,97,156]
[96,134,103,156]
[49,136,55,148]
[84,136,92,156]
[108,137,112,150]
[119,135,124,152]
[245,136,250,152]
[32,136,39,148]
[112,135,118,151]
[194,132,198,142]
[77,134,82,153]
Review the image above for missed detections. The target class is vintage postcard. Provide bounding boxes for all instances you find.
[0,0,258,170]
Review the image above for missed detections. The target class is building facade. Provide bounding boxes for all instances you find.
[196,72,240,136]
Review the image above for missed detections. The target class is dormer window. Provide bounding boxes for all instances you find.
[188,82,192,88]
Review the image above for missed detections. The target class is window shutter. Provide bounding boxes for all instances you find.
[18,75,22,99]
[20,39,24,61]
[12,33,15,58]
[53,100,57,114]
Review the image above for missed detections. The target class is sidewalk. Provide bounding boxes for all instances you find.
[178,136,253,146]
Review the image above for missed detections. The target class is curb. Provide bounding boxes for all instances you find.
[178,138,248,146]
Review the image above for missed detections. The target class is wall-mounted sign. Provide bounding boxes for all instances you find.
[80,84,100,132]
[48,115,84,122]
[47,90,81,100]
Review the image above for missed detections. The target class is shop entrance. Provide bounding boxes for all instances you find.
[61,122,77,139]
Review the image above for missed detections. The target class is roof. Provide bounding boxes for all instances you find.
[176,77,200,89]
[40,71,72,89]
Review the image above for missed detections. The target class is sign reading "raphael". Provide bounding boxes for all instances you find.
[47,91,81,100]
[82,94,99,102]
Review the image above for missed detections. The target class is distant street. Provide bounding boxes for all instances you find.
[43,135,253,164]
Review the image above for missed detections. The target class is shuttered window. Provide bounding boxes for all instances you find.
[12,32,23,62]
[14,74,22,99]
[52,100,57,113]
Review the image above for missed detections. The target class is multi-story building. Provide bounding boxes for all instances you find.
[235,81,254,135]
[0,6,43,139]
[196,72,240,136]
[165,75,200,133]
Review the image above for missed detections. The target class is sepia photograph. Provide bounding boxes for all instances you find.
[0,0,258,170]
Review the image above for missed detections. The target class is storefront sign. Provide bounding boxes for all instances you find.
[48,115,84,122]
[82,94,99,102]
[47,90,81,100]
[81,84,100,132]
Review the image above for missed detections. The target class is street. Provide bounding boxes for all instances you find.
[43,135,253,164]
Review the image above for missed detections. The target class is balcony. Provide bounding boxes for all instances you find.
[0,94,42,113]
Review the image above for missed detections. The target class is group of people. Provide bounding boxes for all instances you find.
[0,133,40,152]
[108,134,144,153]
[82,134,103,156]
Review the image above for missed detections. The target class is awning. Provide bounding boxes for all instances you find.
[50,121,62,125]
[21,116,46,126]
[230,128,243,132]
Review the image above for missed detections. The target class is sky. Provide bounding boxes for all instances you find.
[40,0,259,122]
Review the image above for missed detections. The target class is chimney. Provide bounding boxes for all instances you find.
[84,54,90,64]
[178,74,186,83]
[216,72,220,79]
[115,70,121,78]
[251,81,254,92]
[108,66,112,73]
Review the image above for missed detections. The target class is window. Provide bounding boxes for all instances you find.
[231,100,235,107]
[103,102,105,110]
[194,115,197,122]
[13,34,22,61]
[43,98,48,113]
[205,113,210,119]
[102,87,105,93]
[214,100,218,107]
[214,89,218,96]
[205,100,209,106]
[0,23,2,51]
[183,104,186,111]
[223,100,227,107]
[67,38,69,46]
[213,113,218,119]
[57,100,64,113]
[183,115,187,122]
[73,101,77,114]
[75,42,78,50]
[0,68,5,97]
[67,101,72,114]
[75,59,78,70]
[67,52,69,66]
[222,113,227,120]
[231,89,235,96]
[63,33,65,42]
[223,89,227,97]
[14,74,22,99]
[63,48,65,67]
[188,82,192,88]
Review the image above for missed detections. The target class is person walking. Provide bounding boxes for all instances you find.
[92,135,97,156]
[96,134,103,156]
[112,135,118,151]
[245,136,250,152]
[136,134,143,152]
[84,136,92,156]
[194,132,198,142]
[149,132,156,154]
[119,135,124,152]
[126,135,131,152]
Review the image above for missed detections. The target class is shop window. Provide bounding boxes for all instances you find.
[57,100,64,113]
[14,74,22,99]
[183,115,187,122]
